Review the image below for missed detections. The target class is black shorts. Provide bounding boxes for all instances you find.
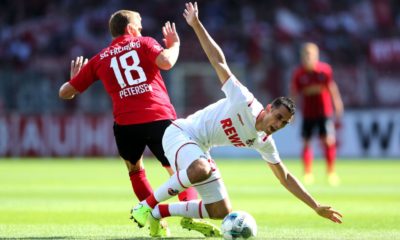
[113,120,172,166]
[301,117,335,139]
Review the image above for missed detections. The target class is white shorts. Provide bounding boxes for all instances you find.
[162,124,228,204]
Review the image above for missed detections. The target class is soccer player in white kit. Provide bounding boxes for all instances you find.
[131,2,343,237]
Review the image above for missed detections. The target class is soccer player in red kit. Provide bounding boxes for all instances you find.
[58,10,211,237]
[291,42,344,186]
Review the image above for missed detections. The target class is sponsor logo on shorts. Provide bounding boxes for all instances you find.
[168,188,179,196]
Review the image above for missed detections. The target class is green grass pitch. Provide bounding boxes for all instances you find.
[1,158,399,239]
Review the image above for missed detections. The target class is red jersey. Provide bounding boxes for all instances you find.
[69,34,177,125]
[291,62,334,118]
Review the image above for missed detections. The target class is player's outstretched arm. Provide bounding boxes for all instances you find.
[268,162,343,223]
[183,2,232,85]
[59,56,87,99]
[156,21,180,70]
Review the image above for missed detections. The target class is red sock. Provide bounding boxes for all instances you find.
[178,187,198,201]
[324,143,336,174]
[158,204,171,218]
[129,169,153,201]
[145,194,159,209]
[302,145,313,174]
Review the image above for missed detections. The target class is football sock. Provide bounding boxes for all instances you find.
[324,143,336,173]
[178,187,198,201]
[142,169,192,209]
[151,204,170,219]
[152,200,209,219]
[129,168,153,201]
[302,145,313,174]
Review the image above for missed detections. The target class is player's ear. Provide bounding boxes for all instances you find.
[266,104,272,113]
[125,23,137,35]
[125,24,132,35]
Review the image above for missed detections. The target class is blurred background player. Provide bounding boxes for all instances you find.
[58,9,202,237]
[290,42,344,186]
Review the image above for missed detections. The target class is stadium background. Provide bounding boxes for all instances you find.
[0,0,399,159]
[1,1,400,239]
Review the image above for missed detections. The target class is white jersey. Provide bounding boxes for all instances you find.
[173,75,281,164]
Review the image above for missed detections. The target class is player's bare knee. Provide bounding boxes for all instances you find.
[187,159,212,183]
[125,159,143,173]
[326,136,336,146]
[320,136,333,146]
[303,140,311,146]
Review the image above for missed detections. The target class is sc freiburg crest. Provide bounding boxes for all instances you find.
[246,138,256,146]
[168,188,179,196]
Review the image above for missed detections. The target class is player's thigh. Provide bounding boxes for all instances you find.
[301,118,315,140]
[318,117,335,137]
[146,120,173,167]
[162,124,206,172]
[113,123,146,164]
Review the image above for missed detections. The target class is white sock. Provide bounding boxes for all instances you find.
[152,205,161,219]
[152,169,192,203]
[168,200,210,218]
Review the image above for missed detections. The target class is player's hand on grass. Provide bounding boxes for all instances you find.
[70,56,88,78]
[162,21,180,49]
[315,205,343,223]
[183,2,199,27]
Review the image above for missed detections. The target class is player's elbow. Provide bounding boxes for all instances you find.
[59,89,73,100]
[279,178,289,188]
[211,62,231,79]
[274,172,289,187]
[156,52,177,70]
[209,55,226,67]
[158,61,174,70]
[279,173,297,190]
[59,83,76,100]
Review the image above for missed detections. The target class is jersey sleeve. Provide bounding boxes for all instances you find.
[255,137,281,164]
[69,56,98,93]
[142,37,164,63]
[221,75,254,105]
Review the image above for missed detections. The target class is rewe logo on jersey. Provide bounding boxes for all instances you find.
[220,118,245,147]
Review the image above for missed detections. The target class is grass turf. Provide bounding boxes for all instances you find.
[0,158,399,239]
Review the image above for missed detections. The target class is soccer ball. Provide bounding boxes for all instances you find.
[221,211,257,239]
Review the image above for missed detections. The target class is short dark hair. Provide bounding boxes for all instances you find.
[271,96,296,115]
[109,10,135,37]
